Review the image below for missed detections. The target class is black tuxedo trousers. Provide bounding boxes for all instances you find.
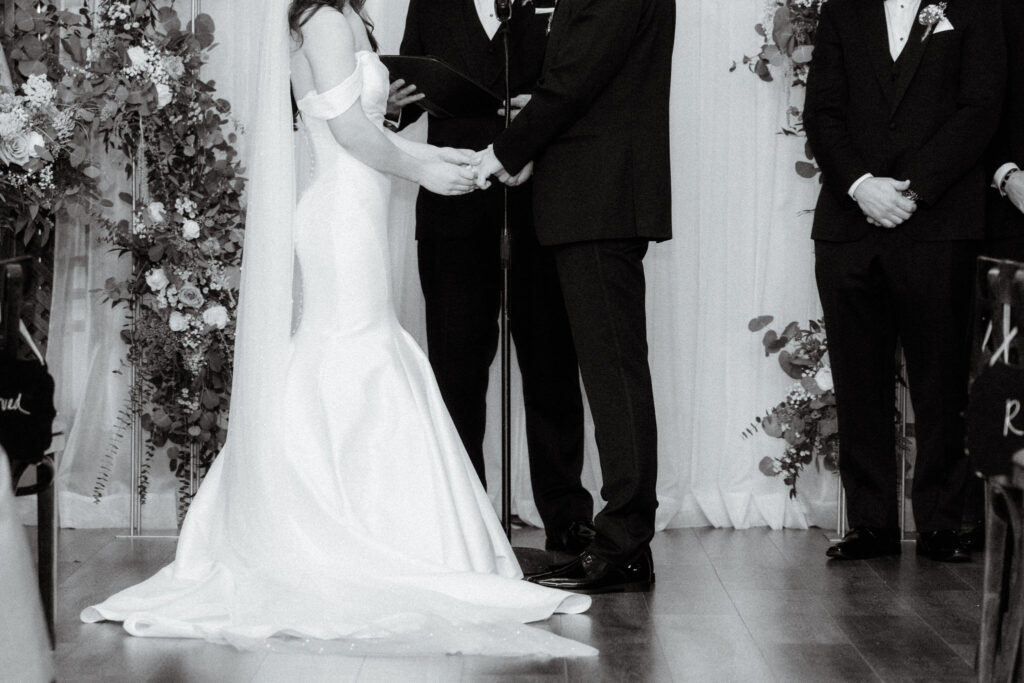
[417,213,593,537]
[553,238,658,562]
[815,232,977,532]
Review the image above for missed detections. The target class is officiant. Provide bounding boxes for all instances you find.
[392,0,594,555]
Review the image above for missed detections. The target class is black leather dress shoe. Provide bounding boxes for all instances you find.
[527,547,654,594]
[544,520,596,555]
[917,530,971,563]
[826,527,901,560]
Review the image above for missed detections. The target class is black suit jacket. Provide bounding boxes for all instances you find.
[491,0,675,246]
[805,0,1005,243]
[399,0,549,240]
[986,0,1024,242]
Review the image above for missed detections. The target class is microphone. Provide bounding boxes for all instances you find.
[495,0,512,23]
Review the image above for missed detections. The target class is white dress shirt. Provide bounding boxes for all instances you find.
[475,0,501,40]
[848,0,923,198]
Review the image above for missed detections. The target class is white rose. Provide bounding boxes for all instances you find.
[145,267,169,291]
[126,45,148,67]
[147,201,165,222]
[177,284,204,309]
[202,305,229,330]
[0,131,33,166]
[155,82,172,108]
[814,367,834,392]
[182,219,200,240]
[168,311,188,332]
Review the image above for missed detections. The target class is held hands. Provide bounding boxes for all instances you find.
[475,146,533,189]
[419,147,480,196]
[386,79,424,119]
[853,178,917,229]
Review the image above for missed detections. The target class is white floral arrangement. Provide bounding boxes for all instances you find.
[0,74,96,240]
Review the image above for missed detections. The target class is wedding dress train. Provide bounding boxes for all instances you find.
[81,50,594,657]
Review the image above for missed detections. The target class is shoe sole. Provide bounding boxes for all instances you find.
[826,548,901,561]
[554,574,656,595]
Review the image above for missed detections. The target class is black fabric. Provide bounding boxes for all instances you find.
[0,356,55,473]
[553,239,658,564]
[491,0,674,246]
[403,0,591,539]
[417,224,591,534]
[815,233,978,532]
[399,0,549,240]
[804,0,1005,242]
[985,0,1024,251]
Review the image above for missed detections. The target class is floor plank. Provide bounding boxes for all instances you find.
[25,526,990,682]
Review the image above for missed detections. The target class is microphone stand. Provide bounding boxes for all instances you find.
[496,2,513,540]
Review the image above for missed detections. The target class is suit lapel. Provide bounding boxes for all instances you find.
[864,0,897,108]
[888,0,941,117]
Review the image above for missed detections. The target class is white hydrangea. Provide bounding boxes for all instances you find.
[21,74,55,109]
[0,111,25,138]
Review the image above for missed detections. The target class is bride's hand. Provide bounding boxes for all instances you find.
[434,147,479,166]
[418,160,479,196]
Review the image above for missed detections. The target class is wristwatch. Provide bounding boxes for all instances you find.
[901,188,920,203]
[1000,168,1020,195]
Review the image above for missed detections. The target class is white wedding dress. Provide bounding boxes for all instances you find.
[81,50,594,657]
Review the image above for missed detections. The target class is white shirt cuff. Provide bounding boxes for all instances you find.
[848,173,873,200]
[994,163,1020,195]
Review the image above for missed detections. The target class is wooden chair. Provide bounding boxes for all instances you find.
[978,455,1024,682]
[0,257,56,649]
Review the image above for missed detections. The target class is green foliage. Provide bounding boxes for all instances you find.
[1,1,100,244]
[3,1,246,511]
[734,0,826,180]
[744,316,838,498]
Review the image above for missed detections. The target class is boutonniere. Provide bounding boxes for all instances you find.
[918,2,948,41]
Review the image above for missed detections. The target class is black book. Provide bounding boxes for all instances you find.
[380,55,502,119]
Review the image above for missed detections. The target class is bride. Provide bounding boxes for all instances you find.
[81,0,594,657]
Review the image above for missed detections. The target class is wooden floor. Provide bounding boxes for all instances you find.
[41,525,983,682]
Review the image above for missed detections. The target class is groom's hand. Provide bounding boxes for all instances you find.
[505,161,533,187]
[476,146,511,189]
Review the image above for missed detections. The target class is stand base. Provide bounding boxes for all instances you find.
[512,546,575,576]
[115,533,178,540]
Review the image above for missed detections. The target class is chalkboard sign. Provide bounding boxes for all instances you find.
[968,257,1024,476]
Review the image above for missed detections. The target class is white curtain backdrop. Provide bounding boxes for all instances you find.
[36,0,835,531]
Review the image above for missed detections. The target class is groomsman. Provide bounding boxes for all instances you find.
[395,0,594,555]
[477,0,675,592]
[986,0,1024,260]
[805,0,1005,562]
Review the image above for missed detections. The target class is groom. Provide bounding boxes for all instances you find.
[477,0,676,593]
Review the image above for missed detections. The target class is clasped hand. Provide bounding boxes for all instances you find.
[417,146,533,196]
[419,147,481,196]
[853,178,917,229]
[474,145,533,189]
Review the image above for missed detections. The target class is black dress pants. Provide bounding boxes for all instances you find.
[417,224,591,539]
[553,238,659,564]
[815,231,977,533]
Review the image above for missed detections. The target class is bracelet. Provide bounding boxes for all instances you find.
[383,119,399,132]
[1000,168,1020,195]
